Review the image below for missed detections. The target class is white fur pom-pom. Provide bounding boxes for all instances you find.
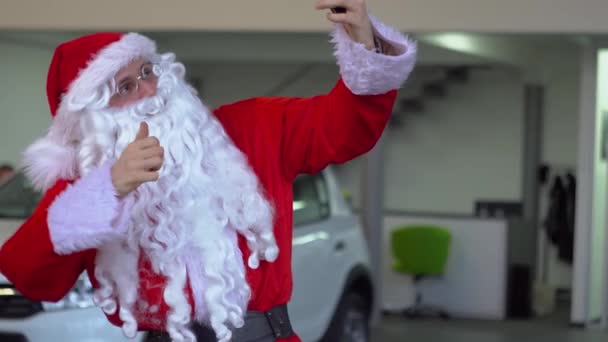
[21,137,78,191]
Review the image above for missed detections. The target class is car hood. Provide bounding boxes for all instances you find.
[0,219,25,283]
[0,219,22,246]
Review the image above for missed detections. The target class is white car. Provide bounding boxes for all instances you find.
[0,167,374,342]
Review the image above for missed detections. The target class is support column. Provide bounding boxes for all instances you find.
[518,84,543,278]
[361,133,386,325]
[572,42,598,326]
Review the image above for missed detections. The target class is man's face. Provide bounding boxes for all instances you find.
[108,58,158,108]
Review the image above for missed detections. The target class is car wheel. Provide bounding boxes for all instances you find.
[320,292,370,342]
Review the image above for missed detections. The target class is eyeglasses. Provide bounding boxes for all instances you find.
[113,62,158,98]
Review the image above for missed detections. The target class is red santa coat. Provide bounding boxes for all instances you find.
[0,17,416,342]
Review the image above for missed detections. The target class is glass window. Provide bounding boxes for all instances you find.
[292,173,330,227]
[0,172,42,218]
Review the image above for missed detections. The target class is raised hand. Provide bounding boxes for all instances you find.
[315,0,376,51]
[110,122,164,198]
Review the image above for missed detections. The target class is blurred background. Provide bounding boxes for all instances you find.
[1,1,608,341]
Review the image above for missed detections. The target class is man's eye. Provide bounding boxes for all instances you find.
[142,65,154,78]
[119,82,134,96]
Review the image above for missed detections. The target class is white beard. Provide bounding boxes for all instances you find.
[76,55,278,342]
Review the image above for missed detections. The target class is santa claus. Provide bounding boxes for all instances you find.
[0,1,416,341]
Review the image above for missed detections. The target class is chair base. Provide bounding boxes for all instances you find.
[398,275,450,320]
[402,305,450,320]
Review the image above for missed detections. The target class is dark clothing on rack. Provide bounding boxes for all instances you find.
[543,173,576,264]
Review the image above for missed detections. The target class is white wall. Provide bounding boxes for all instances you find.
[335,67,525,214]
[543,62,581,166]
[186,62,341,107]
[382,215,508,320]
[0,41,52,167]
[336,62,580,216]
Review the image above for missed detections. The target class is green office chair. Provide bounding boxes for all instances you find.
[391,225,452,319]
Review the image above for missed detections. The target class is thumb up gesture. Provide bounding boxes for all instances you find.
[110,122,164,198]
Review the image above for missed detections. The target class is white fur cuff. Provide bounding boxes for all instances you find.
[47,162,132,255]
[331,15,417,95]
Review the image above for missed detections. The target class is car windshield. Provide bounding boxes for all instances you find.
[0,172,42,219]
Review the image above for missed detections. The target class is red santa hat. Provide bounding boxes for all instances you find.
[23,32,158,191]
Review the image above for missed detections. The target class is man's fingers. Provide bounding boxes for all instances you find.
[139,171,160,183]
[133,136,161,150]
[131,170,160,184]
[315,0,347,11]
[131,157,163,172]
[327,11,350,24]
[135,122,149,141]
[142,157,164,171]
[317,0,357,25]
[139,146,164,160]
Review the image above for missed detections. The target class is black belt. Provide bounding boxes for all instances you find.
[146,304,295,342]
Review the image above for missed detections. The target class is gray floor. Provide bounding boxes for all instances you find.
[371,308,608,342]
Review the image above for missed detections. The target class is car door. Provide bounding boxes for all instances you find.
[289,171,351,342]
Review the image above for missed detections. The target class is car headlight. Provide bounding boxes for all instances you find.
[41,274,95,311]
